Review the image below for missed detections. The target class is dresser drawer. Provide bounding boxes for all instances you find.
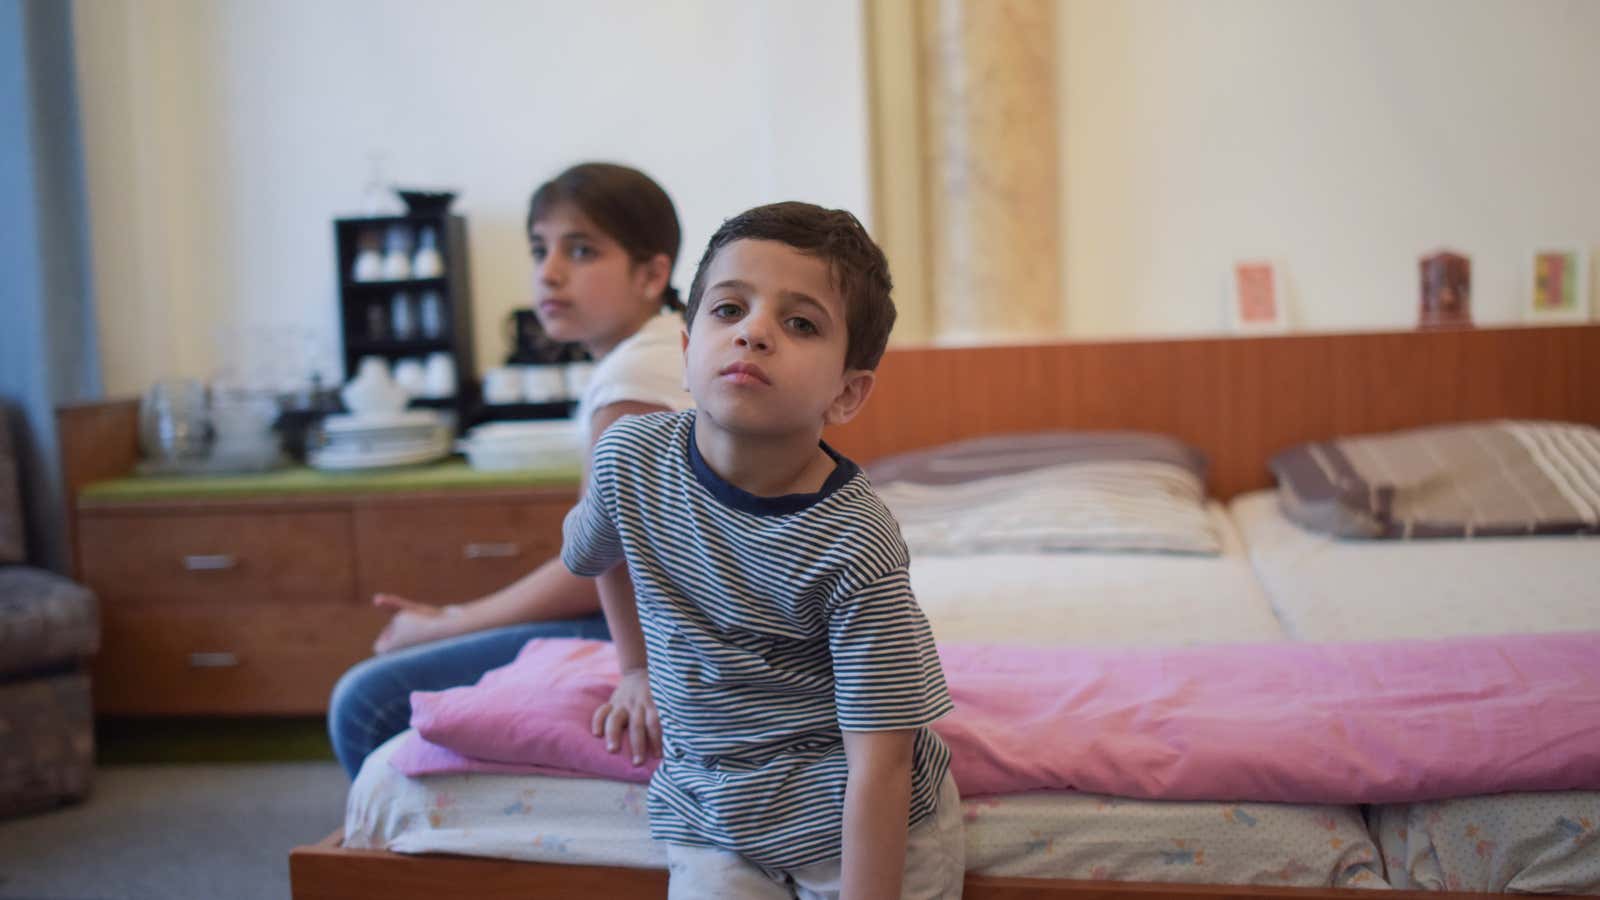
[78,510,355,607]
[92,603,388,715]
[353,497,574,605]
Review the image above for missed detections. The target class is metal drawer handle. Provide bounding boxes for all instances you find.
[464,542,521,560]
[187,652,239,668]
[183,554,238,571]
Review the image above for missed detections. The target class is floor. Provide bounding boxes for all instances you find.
[0,719,345,900]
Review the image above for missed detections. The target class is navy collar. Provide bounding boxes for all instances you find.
[686,414,860,517]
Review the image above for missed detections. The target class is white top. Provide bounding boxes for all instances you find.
[574,312,693,441]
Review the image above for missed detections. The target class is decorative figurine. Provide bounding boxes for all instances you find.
[1419,250,1472,329]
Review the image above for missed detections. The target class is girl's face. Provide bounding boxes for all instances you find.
[528,203,663,357]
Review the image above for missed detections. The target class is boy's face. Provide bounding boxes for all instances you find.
[683,239,874,439]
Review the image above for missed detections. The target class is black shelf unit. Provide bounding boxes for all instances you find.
[333,213,477,430]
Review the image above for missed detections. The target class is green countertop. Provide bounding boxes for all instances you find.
[80,457,581,503]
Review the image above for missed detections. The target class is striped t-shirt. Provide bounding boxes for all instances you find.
[562,410,953,869]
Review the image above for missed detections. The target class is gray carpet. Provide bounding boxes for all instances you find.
[0,762,346,900]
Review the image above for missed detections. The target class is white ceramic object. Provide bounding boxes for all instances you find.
[563,360,597,397]
[381,249,411,281]
[309,438,449,470]
[341,357,410,416]
[423,352,456,398]
[418,291,444,338]
[412,227,444,277]
[483,367,522,405]
[352,248,383,282]
[392,358,426,396]
[310,408,451,471]
[520,365,567,403]
[458,419,581,471]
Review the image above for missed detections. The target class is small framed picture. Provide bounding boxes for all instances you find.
[1418,249,1473,329]
[1226,260,1286,333]
[1524,247,1589,323]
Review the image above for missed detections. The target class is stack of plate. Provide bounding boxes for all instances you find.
[457,419,581,471]
[308,410,452,471]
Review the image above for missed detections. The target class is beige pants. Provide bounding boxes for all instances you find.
[665,772,964,900]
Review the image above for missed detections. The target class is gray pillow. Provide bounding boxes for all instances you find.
[1270,421,1600,540]
[868,432,1221,556]
[866,431,1208,486]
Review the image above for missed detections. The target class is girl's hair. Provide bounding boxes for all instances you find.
[526,163,684,312]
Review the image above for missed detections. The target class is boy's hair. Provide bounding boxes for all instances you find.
[528,162,684,311]
[685,202,896,371]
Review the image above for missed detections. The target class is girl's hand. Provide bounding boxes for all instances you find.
[372,593,456,654]
[592,668,660,765]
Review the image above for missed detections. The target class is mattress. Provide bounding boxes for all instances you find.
[1229,489,1600,642]
[912,503,1288,646]
[1372,792,1600,893]
[346,732,1386,887]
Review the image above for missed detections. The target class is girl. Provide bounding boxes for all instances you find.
[328,163,692,778]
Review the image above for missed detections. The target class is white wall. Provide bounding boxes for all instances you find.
[1059,0,1600,336]
[73,0,871,396]
[75,0,1600,374]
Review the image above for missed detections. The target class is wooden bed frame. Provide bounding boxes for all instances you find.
[290,324,1600,900]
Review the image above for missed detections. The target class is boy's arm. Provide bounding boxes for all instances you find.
[561,418,659,764]
[841,728,915,900]
[591,561,659,765]
[828,562,954,899]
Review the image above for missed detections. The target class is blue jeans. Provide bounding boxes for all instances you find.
[327,614,611,779]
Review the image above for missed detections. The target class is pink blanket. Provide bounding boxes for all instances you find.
[392,633,1600,803]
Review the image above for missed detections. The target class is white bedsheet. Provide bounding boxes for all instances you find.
[913,503,1287,646]
[346,733,1385,888]
[1230,489,1600,642]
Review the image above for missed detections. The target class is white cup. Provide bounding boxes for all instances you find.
[424,353,456,398]
[521,365,567,403]
[483,367,521,405]
[563,361,597,398]
[392,359,426,396]
[357,356,389,381]
[380,248,412,281]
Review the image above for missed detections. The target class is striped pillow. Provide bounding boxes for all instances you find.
[1269,420,1600,540]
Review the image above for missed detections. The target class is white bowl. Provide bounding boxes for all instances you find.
[458,420,581,471]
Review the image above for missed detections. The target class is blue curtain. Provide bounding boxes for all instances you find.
[0,0,101,572]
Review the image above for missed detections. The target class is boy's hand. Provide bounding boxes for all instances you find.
[592,668,660,765]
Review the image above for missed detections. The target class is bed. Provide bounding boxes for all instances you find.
[338,506,1389,889]
[291,323,1600,900]
[1231,485,1600,895]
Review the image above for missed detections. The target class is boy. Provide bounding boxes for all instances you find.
[563,202,963,899]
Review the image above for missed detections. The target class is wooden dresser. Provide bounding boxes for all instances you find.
[58,401,579,716]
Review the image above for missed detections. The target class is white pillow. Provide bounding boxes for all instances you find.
[878,459,1221,556]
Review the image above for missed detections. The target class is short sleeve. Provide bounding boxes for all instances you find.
[828,567,954,732]
[577,316,691,438]
[561,432,625,577]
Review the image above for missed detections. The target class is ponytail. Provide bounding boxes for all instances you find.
[661,284,685,313]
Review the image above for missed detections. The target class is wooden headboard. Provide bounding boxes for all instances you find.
[827,324,1600,499]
